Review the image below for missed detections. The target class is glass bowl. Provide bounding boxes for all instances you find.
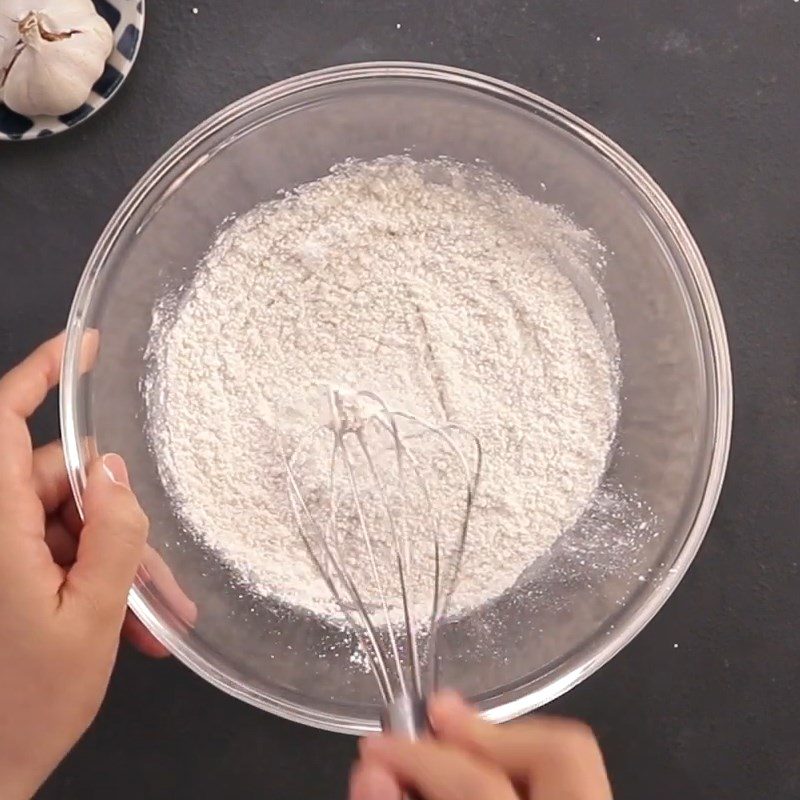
[60,62,732,734]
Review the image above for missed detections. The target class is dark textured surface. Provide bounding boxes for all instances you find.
[1,1,798,798]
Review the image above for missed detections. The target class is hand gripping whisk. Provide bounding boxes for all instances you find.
[284,387,481,738]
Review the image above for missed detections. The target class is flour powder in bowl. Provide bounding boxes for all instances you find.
[146,157,619,624]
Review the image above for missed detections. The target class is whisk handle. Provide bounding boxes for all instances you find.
[381,696,430,800]
[381,695,430,739]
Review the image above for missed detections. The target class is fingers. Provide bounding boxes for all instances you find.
[140,545,198,626]
[0,331,98,487]
[59,495,83,535]
[359,736,517,800]
[0,333,65,419]
[62,454,149,625]
[0,331,97,418]
[37,453,178,658]
[430,693,613,800]
[44,517,77,567]
[121,611,171,658]
[32,441,71,514]
[44,515,169,657]
[349,760,402,800]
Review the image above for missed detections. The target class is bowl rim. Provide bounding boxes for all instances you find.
[60,60,733,734]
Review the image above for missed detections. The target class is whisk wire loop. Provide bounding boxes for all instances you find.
[284,388,481,733]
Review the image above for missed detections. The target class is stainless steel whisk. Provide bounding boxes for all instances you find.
[284,387,481,737]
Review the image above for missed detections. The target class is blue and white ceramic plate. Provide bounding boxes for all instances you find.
[0,0,145,141]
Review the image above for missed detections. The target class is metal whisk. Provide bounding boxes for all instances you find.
[284,387,481,738]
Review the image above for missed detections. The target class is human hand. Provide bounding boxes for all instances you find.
[351,692,613,800]
[0,334,157,799]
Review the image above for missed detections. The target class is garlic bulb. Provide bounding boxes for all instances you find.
[0,0,113,117]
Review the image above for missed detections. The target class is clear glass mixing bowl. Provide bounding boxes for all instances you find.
[61,63,732,734]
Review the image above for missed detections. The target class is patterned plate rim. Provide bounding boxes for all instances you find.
[0,0,146,142]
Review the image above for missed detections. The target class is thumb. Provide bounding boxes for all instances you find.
[65,454,149,623]
[350,761,402,800]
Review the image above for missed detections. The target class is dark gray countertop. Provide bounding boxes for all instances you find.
[1,1,798,798]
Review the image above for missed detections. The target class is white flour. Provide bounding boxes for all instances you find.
[146,157,619,623]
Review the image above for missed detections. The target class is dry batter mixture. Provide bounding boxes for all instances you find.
[146,157,619,621]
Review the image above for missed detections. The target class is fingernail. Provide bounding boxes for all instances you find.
[433,689,469,713]
[429,690,471,726]
[351,764,400,800]
[102,453,129,486]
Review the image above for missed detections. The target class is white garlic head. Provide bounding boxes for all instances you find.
[0,0,114,117]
